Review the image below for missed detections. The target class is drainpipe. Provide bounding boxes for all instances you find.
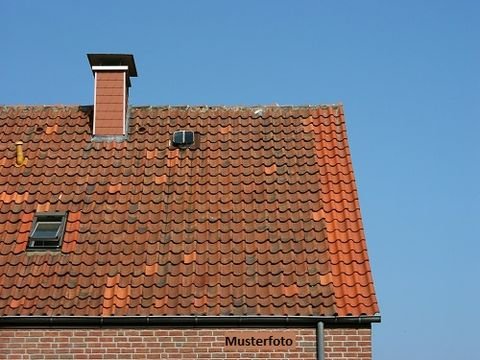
[317,321,324,360]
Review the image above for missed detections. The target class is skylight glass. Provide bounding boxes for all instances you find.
[32,222,62,238]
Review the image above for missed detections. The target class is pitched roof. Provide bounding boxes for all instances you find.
[0,105,379,318]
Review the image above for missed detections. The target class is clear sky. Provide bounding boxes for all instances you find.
[2,1,479,359]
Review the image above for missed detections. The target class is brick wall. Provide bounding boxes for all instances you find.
[325,328,372,359]
[93,71,125,136]
[0,327,371,359]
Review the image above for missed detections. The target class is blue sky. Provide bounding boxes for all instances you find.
[2,1,479,358]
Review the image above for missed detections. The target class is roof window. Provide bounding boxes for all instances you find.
[27,212,67,250]
[172,130,195,148]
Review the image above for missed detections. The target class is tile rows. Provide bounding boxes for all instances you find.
[0,105,379,317]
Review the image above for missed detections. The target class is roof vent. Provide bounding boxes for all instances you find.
[14,141,27,167]
[172,130,195,148]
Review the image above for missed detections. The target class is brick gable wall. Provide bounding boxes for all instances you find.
[0,327,371,359]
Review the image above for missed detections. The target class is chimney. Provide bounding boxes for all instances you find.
[87,54,137,137]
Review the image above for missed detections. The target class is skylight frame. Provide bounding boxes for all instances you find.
[27,212,67,251]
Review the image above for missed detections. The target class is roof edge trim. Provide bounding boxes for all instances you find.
[91,66,129,71]
[0,315,381,328]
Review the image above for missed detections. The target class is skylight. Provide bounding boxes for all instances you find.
[27,212,67,250]
[172,130,195,148]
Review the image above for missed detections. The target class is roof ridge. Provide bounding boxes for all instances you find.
[132,104,343,109]
[0,104,342,109]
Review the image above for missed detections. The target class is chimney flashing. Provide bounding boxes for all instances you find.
[91,135,128,143]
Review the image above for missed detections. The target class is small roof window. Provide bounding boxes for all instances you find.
[27,212,67,251]
[172,130,195,148]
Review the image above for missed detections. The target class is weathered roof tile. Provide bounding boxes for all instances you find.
[0,105,379,317]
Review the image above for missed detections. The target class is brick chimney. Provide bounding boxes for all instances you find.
[87,54,137,137]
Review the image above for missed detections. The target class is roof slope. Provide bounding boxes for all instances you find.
[0,105,379,317]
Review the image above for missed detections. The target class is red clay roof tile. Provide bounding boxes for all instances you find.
[0,105,379,317]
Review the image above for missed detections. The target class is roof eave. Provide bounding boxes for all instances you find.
[0,315,381,327]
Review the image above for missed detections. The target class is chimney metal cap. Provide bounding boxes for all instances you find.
[87,54,138,77]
